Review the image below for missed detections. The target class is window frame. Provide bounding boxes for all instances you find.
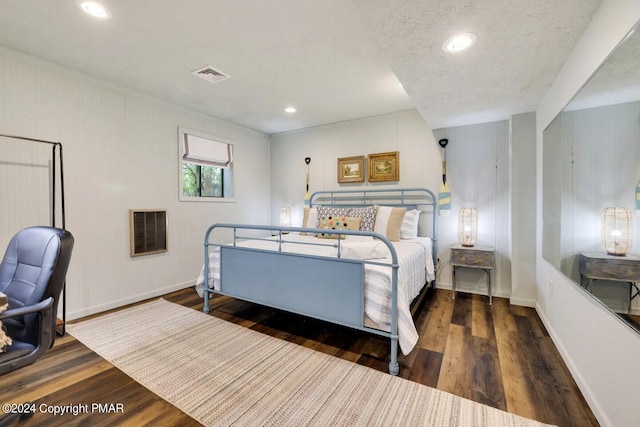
[178,127,235,203]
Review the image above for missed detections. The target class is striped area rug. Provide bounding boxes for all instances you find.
[68,299,553,427]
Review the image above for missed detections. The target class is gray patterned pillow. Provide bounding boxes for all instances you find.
[349,206,377,231]
[316,206,352,227]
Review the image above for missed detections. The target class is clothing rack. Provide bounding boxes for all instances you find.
[0,133,67,335]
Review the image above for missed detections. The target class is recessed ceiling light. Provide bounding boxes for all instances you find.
[284,106,297,114]
[77,1,112,19]
[442,33,477,53]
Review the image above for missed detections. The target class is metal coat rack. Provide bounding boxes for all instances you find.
[0,133,67,336]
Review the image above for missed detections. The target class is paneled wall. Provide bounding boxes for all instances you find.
[433,121,512,299]
[560,101,640,312]
[269,111,442,227]
[511,112,537,306]
[270,111,514,299]
[0,46,270,319]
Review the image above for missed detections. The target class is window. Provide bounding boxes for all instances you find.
[178,127,234,201]
[182,163,223,197]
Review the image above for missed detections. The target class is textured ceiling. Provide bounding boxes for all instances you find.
[0,1,602,134]
[567,23,640,111]
[352,0,602,129]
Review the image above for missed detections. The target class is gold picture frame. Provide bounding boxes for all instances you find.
[368,151,399,182]
[337,156,365,183]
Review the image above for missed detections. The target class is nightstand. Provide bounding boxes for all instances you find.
[578,252,640,313]
[450,244,495,304]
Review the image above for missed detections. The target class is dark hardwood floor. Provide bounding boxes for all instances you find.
[0,288,598,426]
[620,312,640,333]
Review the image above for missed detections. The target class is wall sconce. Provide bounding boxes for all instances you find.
[458,207,478,247]
[279,206,292,227]
[601,207,632,255]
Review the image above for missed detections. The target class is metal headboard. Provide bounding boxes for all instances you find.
[309,187,438,264]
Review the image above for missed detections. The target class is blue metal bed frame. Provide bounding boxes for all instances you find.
[202,188,437,375]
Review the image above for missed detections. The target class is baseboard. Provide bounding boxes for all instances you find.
[66,280,196,321]
[508,296,536,308]
[535,303,610,427]
[434,282,511,300]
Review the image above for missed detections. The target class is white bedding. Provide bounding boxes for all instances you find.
[195,234,435,355]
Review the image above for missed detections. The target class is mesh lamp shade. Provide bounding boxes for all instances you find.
[458,207,478,247]
[601,207,633,256]
[279,206,292,227]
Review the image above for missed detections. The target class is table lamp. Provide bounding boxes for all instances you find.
[602,207,632,255]
[280,206,292,227]
[458,207,478,247]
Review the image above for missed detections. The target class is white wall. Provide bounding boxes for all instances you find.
[433,121,513,300]
[269,110,441,228]
[511,113,537,306]
[559,102,640,313]
[536,1,640,426]
[0,46,270,320]
[270,110,516,301]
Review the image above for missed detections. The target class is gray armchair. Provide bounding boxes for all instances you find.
[0,226,74,374]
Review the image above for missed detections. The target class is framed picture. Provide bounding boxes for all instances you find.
[337,156,365,183]
[368,151,399,182]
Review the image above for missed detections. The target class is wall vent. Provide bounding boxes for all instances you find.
[129,209,168,257]
[191,65,230,84]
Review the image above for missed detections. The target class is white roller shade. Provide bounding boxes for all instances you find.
[182,133,233,168]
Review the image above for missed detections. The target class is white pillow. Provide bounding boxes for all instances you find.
[373,206,406,242]
[302,207,317,228]
[300,207,318,235]
[400,209,420,239]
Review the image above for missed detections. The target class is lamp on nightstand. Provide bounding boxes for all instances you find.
[458,207,478,247]
[602,207,632,255]
[280,206,292,227]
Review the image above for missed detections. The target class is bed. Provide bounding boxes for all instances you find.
[195,188,438,375]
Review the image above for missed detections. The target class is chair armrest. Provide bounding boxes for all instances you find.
[0,297,53,321]
[0,296,57,373]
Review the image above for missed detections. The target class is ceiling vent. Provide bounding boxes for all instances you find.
[191,65,230,84]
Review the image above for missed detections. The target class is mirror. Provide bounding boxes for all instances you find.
[543,21,640,333]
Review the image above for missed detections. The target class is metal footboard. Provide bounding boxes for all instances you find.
[202,224,401,375]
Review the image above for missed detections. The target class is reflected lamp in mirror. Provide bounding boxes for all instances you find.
[458,207,478,247]
[601,207,633,255]
[280,206,292,227]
